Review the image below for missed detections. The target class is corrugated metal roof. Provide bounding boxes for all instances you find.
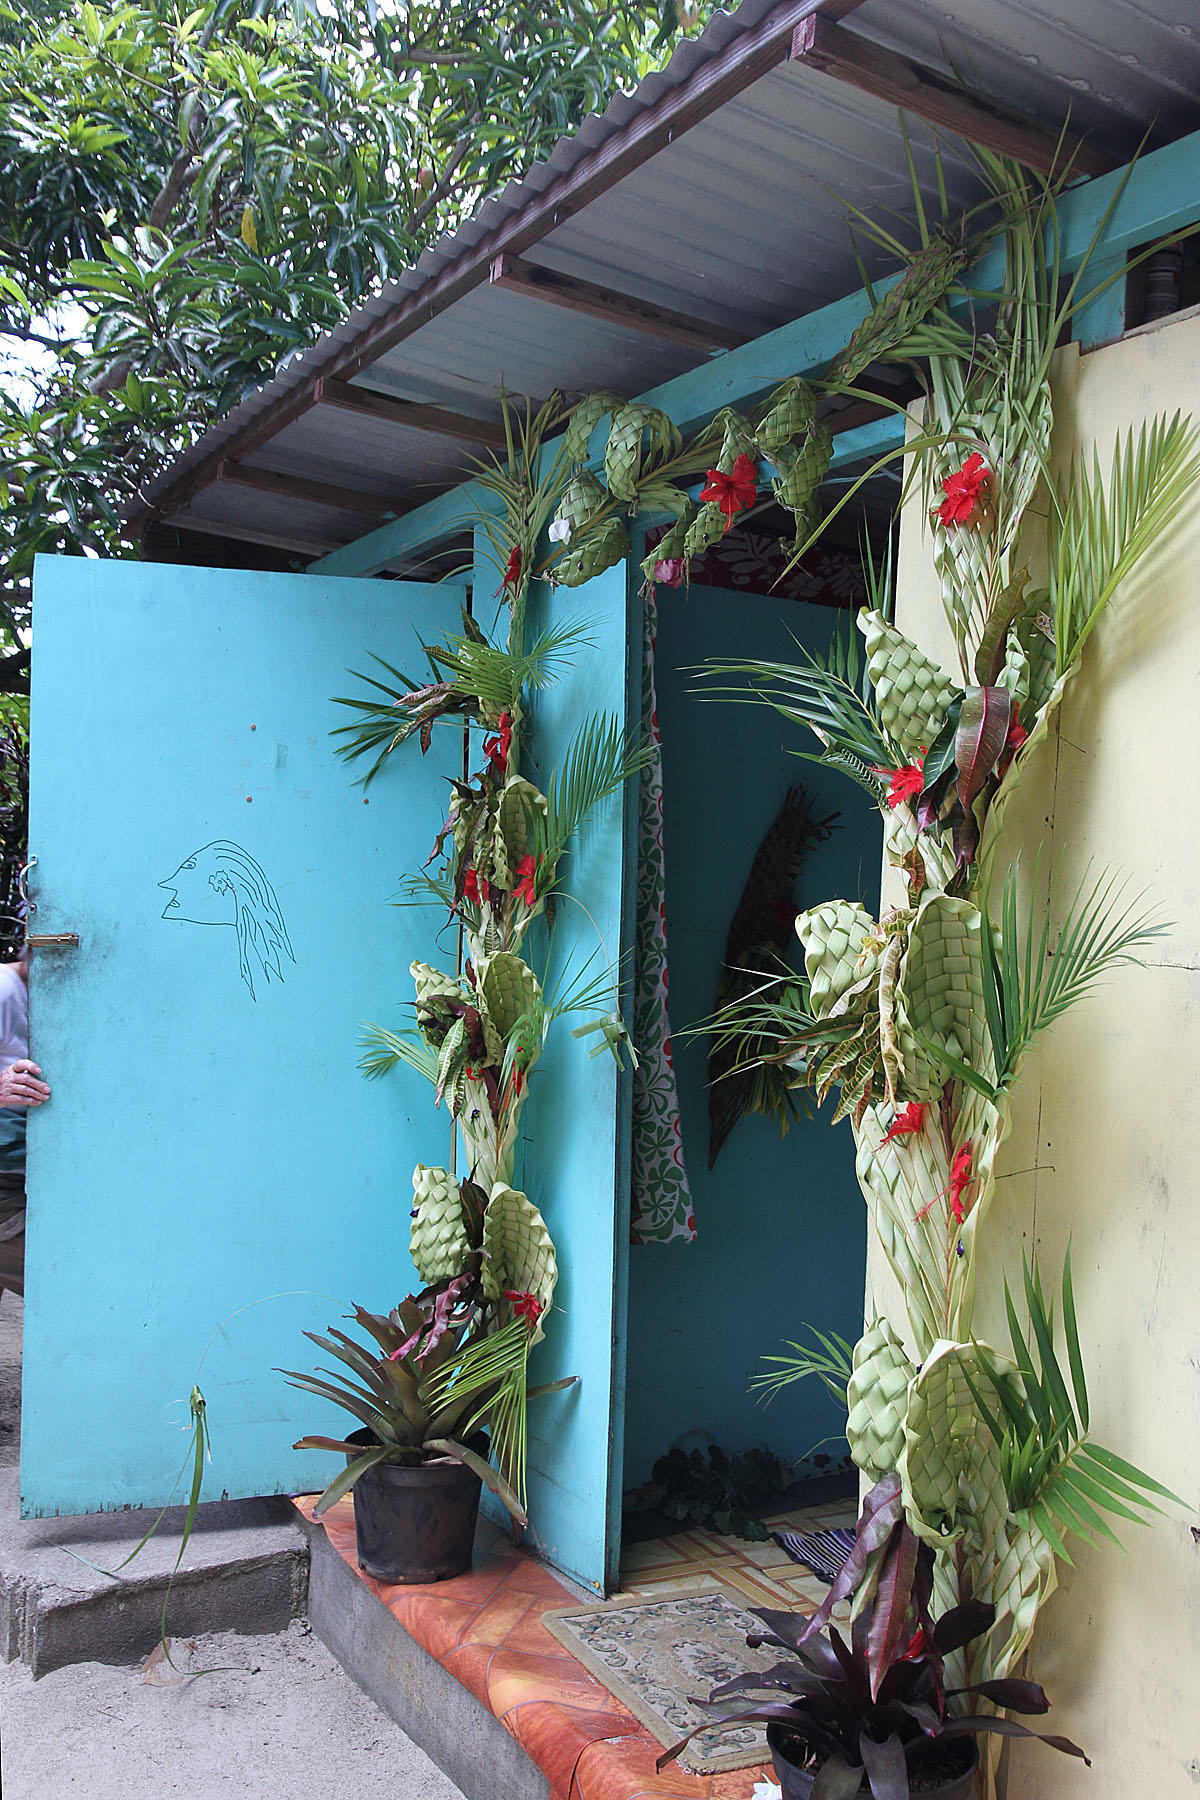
[147,0,1200,559]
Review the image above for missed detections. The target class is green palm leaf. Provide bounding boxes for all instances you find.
[752,1324,854,1407]
[1049,412,1200,677]
[981,860,1165,1087]
[693,623,901,784]
[357,1025,439,1084]
[532,712,652,879]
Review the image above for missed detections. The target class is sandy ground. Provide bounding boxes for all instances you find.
[0,1292,467,1799]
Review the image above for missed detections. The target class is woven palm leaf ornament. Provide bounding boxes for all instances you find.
[333,392,652,1521]
[687,145,1199,1757]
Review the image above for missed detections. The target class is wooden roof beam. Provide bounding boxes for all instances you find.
[216,460,394,517]
[489,253,747,353]
[792,16,1115,180]
[312,377,510,449]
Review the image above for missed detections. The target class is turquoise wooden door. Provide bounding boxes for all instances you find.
[512,557,636,1594]
[23,556,462,1518]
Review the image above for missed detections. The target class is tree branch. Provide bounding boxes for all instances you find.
[410,134,472,234]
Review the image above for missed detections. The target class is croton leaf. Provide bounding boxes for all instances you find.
[916,696,962,830]
[974,569,1031,688]
[866,1522,919,1700]
[799,1473,905,1645]
[955,685,1015,811]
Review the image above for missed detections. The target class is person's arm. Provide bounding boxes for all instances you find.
[0,1060,49,1108]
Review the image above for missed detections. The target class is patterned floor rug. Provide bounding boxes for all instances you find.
[542,1582,780,1775]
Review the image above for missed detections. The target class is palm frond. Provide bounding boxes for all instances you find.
[419,1319,532,1504]
[330,654,426,784]
[532,713,653,879]
[1049,412,1200,676]
[752,1324,854,1408]
[433,615,594,716]
[693,624,902,775]
[358,1024,439,1085]
[980,860,1166,1087]
[968,1248,1181,1554]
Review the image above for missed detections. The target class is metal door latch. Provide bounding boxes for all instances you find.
[27,933,79,949]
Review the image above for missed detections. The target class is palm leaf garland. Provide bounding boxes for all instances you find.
[301,391,652,1526]
[707,786,838,1166]
[648,137,1199,1756]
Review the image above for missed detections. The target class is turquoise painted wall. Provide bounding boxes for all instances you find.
[623,586,877,1490]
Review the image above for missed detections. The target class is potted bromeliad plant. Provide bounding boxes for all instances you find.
[659,1476,1088,1800]
[285,396,644,1580]
[281,1284,566,1582]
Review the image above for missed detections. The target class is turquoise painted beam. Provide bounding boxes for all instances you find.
[317,476,488,579]
[312,124,1200,579]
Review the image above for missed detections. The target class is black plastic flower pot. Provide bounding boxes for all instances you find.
[345,1428,486,1584]
[767,1725,978,1800]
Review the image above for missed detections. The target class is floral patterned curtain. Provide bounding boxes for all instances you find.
[630,587,696,1245]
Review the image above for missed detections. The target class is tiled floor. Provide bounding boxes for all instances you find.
[296,1492,855,1800]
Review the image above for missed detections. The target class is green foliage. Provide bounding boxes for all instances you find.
[531,710,654,887]
[967,1250,1182,1560]
[281,1302,532,1524]
[1048,411,1200,677]
[980,862,1166,1090]
[626,1441,792,1541]
[693,621,899,795]
[0,0,715,688]
[753,1323,854,1409]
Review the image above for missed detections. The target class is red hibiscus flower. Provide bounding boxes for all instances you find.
[483,710,513,781]
[462,867,485,907]
[947,1141,974,1225]
[504,1289,543,1325]
[872,760,925,810]
[916,1140,974,1224]
[998,703,1028,775]
[513,854,540,907]
[699,453,758,524]
[501,545,523,596]
[880,1102,926,1148]
[937,452,990,528]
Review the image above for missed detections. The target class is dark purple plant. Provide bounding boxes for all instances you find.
[657,1475,1088,1797]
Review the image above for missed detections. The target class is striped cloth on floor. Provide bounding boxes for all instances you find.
[772,1526,855,1585]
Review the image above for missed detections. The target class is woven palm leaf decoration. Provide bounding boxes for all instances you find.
[481,1184,558,1344]
[410,1165,472,1286]
[332,392,653,1529]
[681,149,1200,1758]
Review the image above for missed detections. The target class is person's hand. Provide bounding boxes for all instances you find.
[0,1060,49,1108]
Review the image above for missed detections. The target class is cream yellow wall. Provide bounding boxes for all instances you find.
[880,313,1200,1797]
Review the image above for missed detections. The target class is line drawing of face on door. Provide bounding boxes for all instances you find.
[159,840,296,1000]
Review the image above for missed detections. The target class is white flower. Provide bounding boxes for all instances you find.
[548,516,572,544]
[751,1784,782,1800]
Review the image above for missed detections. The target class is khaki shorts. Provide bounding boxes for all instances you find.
[0,1172,25,1298]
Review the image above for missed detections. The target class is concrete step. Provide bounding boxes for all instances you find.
[303,1516,549,1800]
[0,1467,309,1677]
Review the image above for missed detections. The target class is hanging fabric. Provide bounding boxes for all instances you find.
[630,587,695,1245]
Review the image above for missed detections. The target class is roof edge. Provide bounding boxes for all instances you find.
[135,0,866,532]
